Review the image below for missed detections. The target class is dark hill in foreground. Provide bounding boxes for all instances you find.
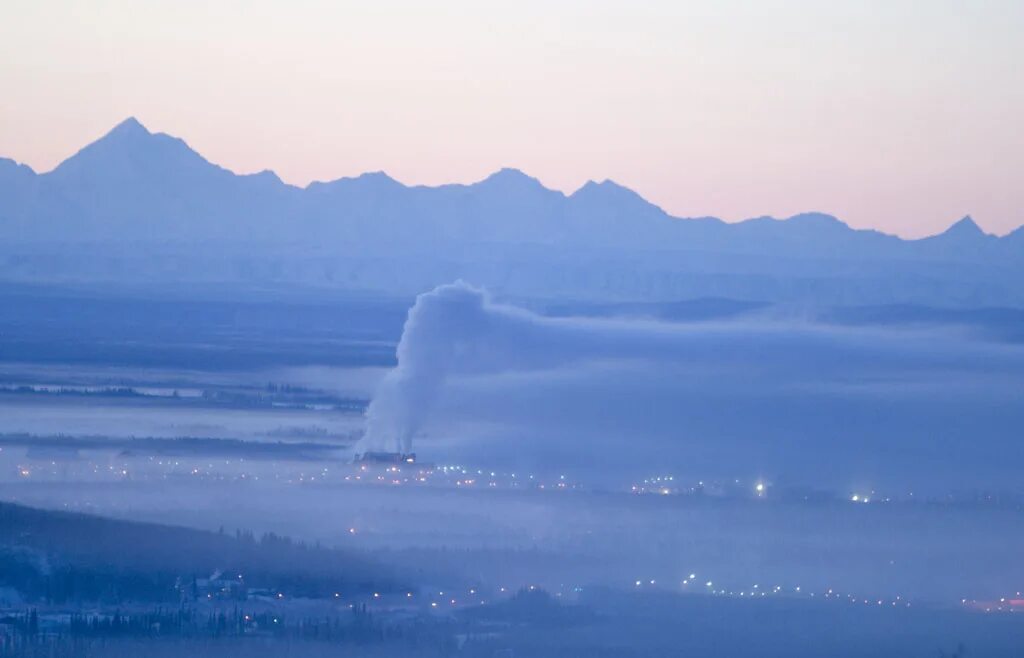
[0,501,400,604]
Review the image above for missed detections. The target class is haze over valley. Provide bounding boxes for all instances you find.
[2,2,1023,653]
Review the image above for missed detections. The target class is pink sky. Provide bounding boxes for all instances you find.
[1,0,1021,237]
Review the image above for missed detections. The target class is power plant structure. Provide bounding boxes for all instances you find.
[353,451,417,466]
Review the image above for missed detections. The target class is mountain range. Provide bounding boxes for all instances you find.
[0,118,1022,306]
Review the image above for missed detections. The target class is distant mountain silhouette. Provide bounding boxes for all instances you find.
[912,215,1000,260]
[0,118,1021,306]
[13,117,299,240]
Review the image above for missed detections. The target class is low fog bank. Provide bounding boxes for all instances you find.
[2,470,1021,605]
[363,282,1024,493]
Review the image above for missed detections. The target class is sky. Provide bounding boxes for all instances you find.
[1,0,1021,237]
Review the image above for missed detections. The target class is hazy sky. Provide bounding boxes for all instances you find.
[1,0,1021,237]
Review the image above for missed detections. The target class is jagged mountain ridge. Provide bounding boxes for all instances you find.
[0,118,1021,305]
[2,117,1015,250]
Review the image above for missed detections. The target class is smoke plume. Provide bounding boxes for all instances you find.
[357,281,1024,471]
[358,281,573,453]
